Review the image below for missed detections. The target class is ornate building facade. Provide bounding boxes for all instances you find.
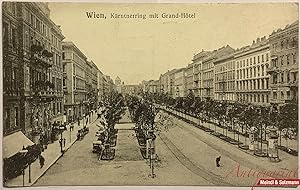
[268,21,298,105]
[3,2,65,143]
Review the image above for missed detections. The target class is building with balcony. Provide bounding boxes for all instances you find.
[144,80,160,93]
[191,50,211,97]
[201,45,234,99]
[174,68,186,98]
[235,37,270,105]
[214,53,236,101]
[3,2,65,143]
[268,21,298,105]
[62,41,87,122]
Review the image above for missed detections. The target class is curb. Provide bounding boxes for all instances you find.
[30,137,78,186]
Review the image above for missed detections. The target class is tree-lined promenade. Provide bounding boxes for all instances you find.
[140,91,298,158]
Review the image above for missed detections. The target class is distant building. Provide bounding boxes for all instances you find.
[214,53,236,102]
[201,45,235,99]
[62,41,88,122]
[174,68,186,98]
[235,36,270,105]
[115,76,122,93]
[191,50,212,97]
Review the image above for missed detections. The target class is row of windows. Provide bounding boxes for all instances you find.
[23,7,61,50]
[215,61,235,72]
[215,81,235,91]
[236,79,269,91]
[215,71,235,81]
[237,93,269,103]
[272,90,296,101]
[271,53,297,67]
[237,53,269,68]
[271,72,297,85]
[236,64,267,79]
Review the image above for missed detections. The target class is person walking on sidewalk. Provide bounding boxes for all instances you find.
[63,138,66,147]
[78,118,80,126]
[39,155,45,168]
[216,156,221,167]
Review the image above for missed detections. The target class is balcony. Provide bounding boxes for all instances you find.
[31,45,53,68]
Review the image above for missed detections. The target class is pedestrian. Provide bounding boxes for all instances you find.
[86,116,89,125]
[63,138,66,147]
[59,139,62,148]
[39,155,45,168]
[78,118,80,126]
[216,156,221,167]
[70,123,74,131]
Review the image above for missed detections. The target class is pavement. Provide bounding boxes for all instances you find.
[4,111,98,187]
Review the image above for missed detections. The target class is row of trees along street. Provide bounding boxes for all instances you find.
[97,91,126,160]
[125,95,158,178]
[140,91,298,158]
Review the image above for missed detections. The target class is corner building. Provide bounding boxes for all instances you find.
[3,2,64,143]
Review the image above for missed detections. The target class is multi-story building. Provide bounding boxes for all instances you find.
[97,69,104,102]
[214,53,236,101]
[191,50,211,97]
[268,21,298,105]
[122,85,142,95]
[115,76,122,93]
[174,68,186,98]
[159,72,169,94]
[3,2,65,144]
[144,80,159,93]
[86,60,99,111]
[201,45,234,99]
[235,37,270,105]
[185,63,194,95]
[62,41,87,122]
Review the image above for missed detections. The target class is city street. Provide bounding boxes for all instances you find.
[33,109,298,186]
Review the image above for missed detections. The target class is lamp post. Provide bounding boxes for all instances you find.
[19,149,28,186]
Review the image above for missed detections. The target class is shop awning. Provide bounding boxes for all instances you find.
[3,131,34,158]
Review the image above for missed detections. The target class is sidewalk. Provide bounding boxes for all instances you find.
[5,111,98,187]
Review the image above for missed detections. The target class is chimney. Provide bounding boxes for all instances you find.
[252,40,255,45]
[256,37,260,43]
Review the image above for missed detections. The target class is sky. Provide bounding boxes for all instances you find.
[49,3,298,84]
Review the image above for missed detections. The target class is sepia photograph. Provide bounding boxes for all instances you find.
[1,1,299,188]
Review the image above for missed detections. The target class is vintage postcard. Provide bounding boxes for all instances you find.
[2,1,299,189]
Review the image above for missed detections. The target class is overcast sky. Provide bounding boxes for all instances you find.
[49,3,298,84]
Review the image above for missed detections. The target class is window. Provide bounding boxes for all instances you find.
[253,57,256,64]
[261,65,264,76]
[15,107,19,127]
[281,56,284,66]
[243,60,245,67]
[287,91,290,99]
[293,53,297,64]
[250,58,252,64]
[262,54,264,62]
[11,27,17,48]
[3,22,9,43]
[258,55,260,63]
[247,59,249,66]
[287,54,290,65]
[4,108,10,130]
[281,92,284,99]
[281,73,284,83]
[273,92,277,99]
[266,53,269,61]
[287,72,290,82]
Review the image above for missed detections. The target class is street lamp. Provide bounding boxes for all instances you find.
[19,149,29,186]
